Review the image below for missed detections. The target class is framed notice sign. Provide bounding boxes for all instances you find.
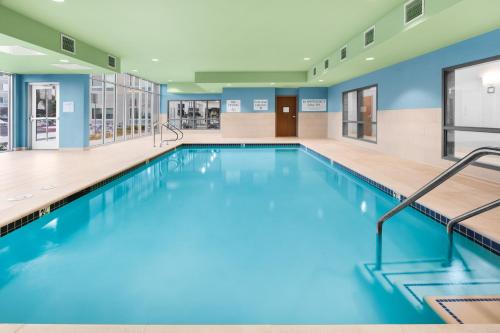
[253,99,268,111]
[226,100,241,112]
[302,99,327,111]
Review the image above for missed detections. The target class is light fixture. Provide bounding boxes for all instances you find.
[168,79,173,82]
[226,83,232,87]
[59,59,69,63]
[304,57,311,61]
[365,57,375,61]
[52,0,65,2]
[131,69,138,72]
[152,58,159,62]
[270,82,275,85]
[0,45,46,56]
[482,71,500,86]
[318,79,324,82]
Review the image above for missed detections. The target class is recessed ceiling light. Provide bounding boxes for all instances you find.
[152,58,159,62]
[59,59,69,63]
[51,63,91,70]
[52,0,65,2]
[270,82,275,85]
[366,57,375,61]
[131,69,138,72]
[168,79,173,82]
[0,45,46,56]
[318,79,324,82]
[226,83,232,87]
[304,57,311,61]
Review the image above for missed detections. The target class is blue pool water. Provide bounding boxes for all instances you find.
[0,146,499,324]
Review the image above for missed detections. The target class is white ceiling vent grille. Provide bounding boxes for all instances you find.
[340,46,347,61]
[405,0,424,25]
[108,55,117,69]
[364,27,375,47]
[60,34,76,54]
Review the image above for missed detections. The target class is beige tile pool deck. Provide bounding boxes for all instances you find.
[0,131,499,331]
[426,295,500,324]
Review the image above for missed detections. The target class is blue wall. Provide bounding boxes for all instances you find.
[328,29,500,112]
[221,88,275,113]
[14,74,89,148]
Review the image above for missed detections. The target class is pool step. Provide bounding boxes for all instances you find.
[396,279,500,309]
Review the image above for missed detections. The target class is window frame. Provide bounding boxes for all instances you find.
[342,84,378,144]
[442,55,500,171]
[0,73,13,151]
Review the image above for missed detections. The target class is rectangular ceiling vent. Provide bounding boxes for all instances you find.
[405,0,424,25]
[340,46,347,61]
[60,34,76,54]
[364,27,375,48]
[324,59,329,71]
[313,67,317,76]
[108,55,117,69]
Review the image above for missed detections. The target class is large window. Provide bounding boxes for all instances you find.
[444,57,500,168]
[0,73,12,151]
[168,100,220,130]
[342,85,377,142]
[90,74,160,146]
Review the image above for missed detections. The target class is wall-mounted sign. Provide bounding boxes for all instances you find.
[302,99,327,112]
[253,99,268,111]
[226,100,241,112]
[63,101,74,113]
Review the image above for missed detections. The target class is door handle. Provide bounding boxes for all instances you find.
[292,115,296,118]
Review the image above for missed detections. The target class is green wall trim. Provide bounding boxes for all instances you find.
[0,5,120,72]
[195,71,307,83]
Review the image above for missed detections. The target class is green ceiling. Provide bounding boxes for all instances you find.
[0,0,499,93]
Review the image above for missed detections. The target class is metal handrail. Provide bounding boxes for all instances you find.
[446,198,500,262]
[375,146,500,270]
[376,147,500,235]
[153,121,159,147]
[160,122,178,146]
[166,121,184,140]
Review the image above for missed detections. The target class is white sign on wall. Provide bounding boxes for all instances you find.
[226,100,241,112]
[253,99,269,111]
[63,101,74,113]
[302,99,327,112]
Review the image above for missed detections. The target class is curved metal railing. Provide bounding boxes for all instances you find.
[375,146,500,269]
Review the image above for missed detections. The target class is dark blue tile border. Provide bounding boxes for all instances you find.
[1,143,499,258]
[434,297,500,324]
[300,145,500,257]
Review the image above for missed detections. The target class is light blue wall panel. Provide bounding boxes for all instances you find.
[14,74,89,148]
[328,29,500,112]
[221,88,275,113]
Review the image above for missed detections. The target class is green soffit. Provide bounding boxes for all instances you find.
[195,71,307,83]
[0,4,120,73]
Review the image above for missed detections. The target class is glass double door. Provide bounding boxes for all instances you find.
[30,84,59,149]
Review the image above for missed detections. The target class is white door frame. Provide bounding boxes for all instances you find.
[29,83,60,150]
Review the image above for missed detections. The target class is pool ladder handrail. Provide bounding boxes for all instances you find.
[375,146,500,269]
[153,120,184,147]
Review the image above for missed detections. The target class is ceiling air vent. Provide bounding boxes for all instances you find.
[324,59,329,71]
[364,26,375,48]
[340,46,347,61]
[313,67,317,76]
[60,34,76,54]
[405,0,424,25]
[108,55,117,69]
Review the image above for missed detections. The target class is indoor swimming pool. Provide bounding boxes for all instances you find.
[0,145,498,324]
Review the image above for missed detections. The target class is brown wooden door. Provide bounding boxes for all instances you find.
[276,96,297,137]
